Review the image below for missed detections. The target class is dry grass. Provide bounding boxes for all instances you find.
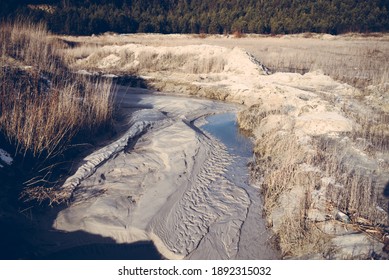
[67,45,227,75]
[239,36,389,91]
[240,102,389,257]
[62,43,101,60]
[192,33,208,39]
[250,130,330,257]
[74,33,388,92]
[253,133,311,213]
[313,136,388,225]
[277,199,330,258]
[349,112,389,153]
[0,21,114,158]
[237,103,280,132]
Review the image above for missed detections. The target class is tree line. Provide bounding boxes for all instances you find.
[2,0,389,35]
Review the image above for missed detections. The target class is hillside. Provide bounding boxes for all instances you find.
[2,0,389,35]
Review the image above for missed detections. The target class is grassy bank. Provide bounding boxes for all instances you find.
[0,21,114,202]
[238,107,388,258]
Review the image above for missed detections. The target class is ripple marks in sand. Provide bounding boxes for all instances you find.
[149,134,250,259]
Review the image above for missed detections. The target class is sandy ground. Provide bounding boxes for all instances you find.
[55,34,389,259]
[0,149,13,168]
[54,88,279,259]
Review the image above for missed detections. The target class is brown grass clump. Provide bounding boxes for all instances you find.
[349,112,389,153]
[240,102,388,258]
[251,132,329,256]
[237,103,281,132]
[313,136,388,225]
[277,192,330,258]
[0,21,114,159]
[232,31,247,38]
[68,45,227,75]
[192,33,208,39]
[254,133,310,213]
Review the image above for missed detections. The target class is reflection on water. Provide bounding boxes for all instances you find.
[202,113,253,158]
[202,113,253,190]
[201,112,279,259]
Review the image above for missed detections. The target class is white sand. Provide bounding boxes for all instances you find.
[54,90,277,259]
[72,43,356,137]
[0,148,13,167]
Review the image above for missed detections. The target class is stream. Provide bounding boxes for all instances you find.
[201,113,278,259]
[0,89,279,260]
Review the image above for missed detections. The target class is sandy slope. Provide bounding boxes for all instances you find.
[70,42,355,135]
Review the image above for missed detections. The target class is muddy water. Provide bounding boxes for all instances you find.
[201,113,279,259]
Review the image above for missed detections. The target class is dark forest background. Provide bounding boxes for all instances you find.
[1,0,389,35]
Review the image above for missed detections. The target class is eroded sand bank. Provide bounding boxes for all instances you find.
[54,88,279,259]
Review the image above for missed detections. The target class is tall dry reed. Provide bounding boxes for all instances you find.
[0,21,114,159]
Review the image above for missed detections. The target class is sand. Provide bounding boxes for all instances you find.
[54,89,278,259]
[55,35,388,259]
[0,148,13,167]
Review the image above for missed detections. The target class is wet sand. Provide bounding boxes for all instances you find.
[53,88,279,259]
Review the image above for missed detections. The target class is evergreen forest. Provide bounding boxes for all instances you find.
[1,0,389,35]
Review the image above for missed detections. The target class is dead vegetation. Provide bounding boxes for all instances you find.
[232,31,247,38]
[240,101,389,257]
[313,136,388,225]
[0,21,114,158]
[249,129,328,256]
[237,35,389,93]
[0,21,116,206]
[65,44,227,75]
[62,33,389,95]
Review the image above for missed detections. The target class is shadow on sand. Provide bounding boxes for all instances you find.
[42,240,163,260]
[0,76,164,260]
[0,215,163,260]
[384,181,389,215]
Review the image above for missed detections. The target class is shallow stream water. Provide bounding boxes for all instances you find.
[201,113,278,259]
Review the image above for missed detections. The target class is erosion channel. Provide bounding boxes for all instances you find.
[13,87,280,260]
